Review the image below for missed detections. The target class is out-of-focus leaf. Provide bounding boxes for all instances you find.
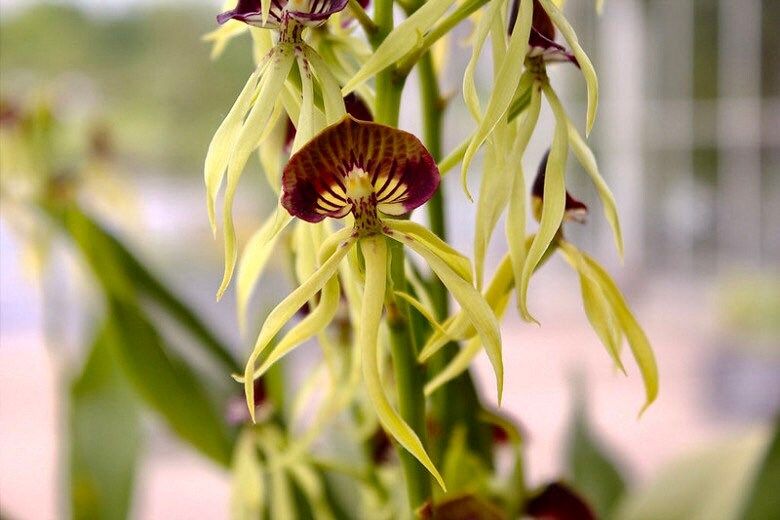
[231,429,266,520]
[51,204,240,373]
[616,428,772,520]
[740,418,780,520]
[70,326,140,520]
[106,299,233,466]
[341,0,456,95]
[566,391,627,519]
[441,427,491,496]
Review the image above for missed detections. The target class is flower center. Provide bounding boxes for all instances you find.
[345,167,382,235]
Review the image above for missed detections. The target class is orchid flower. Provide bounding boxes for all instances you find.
[424,152,658,414]
[204,0,354,300]
[237,116,504,490]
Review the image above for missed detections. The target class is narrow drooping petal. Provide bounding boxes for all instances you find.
[217,0,348,29]
[508,0,579,66]
[281,116,439,226]
[531,150,589,224]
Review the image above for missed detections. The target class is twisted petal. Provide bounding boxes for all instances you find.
[282,116,439,222]
[359,235,446,490]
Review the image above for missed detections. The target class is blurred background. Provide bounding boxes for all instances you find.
[1,0,778,518]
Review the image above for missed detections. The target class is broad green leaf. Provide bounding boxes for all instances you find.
[359,235,446,490]
[236,208,293,333]
[205,57,268,234]
[394,290,451,338]
[387,228,503,403]
[383,219,472,284]
[304,47,347,124]
[244,228,356,422]
[460,0,533,199]
[70,326,140,520]
[538,0,599,135]
[106,299,233,465]
[219,47,295,298]
[251,276,340,381]
[579,251,658,413]
[518,84,568,322]
[506,86,542,297]
[53,205,240,373]
[616,428,771,520]
[566,389,627,519]
[568,121,623,257]
[341,0,456,95]
[441,427,492,496]
[231,429,266,520]
[558,241,625,373]
[289,463,336,520]
[462,0,503,120]
[740,419,780,520]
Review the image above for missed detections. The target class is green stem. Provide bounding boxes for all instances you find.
[371,0,432,510]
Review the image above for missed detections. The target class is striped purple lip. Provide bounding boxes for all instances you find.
[281,116,440,225]
[217,0,348,28]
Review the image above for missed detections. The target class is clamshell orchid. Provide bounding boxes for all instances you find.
[205,0,357,300]
[424,152,658,414]
[238,116,504,490]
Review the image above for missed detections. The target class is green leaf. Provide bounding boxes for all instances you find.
[460,0,533,199]
[231,429,266,520]
[578,250,659,413]
[106,299,233,466]
[219,46,296,299]
[341,0,456,95]
[236,208,294,333]
[359,235,446,491]
[518,83,568,322]
[740,418,780,520]
[566,388,627,519]
[244,228,356,422]
[386,227,503,403]
[538,0,599,135]
[568,121,623,257]
[52,205,240,373]
[70,326,140,520]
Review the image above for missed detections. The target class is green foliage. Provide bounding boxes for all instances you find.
[0,3,255,173]
[70,326,141,520]
[740,419,780,520]
[566,396,627,520]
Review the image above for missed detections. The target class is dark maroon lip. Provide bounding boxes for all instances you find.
[281,116,439,223]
